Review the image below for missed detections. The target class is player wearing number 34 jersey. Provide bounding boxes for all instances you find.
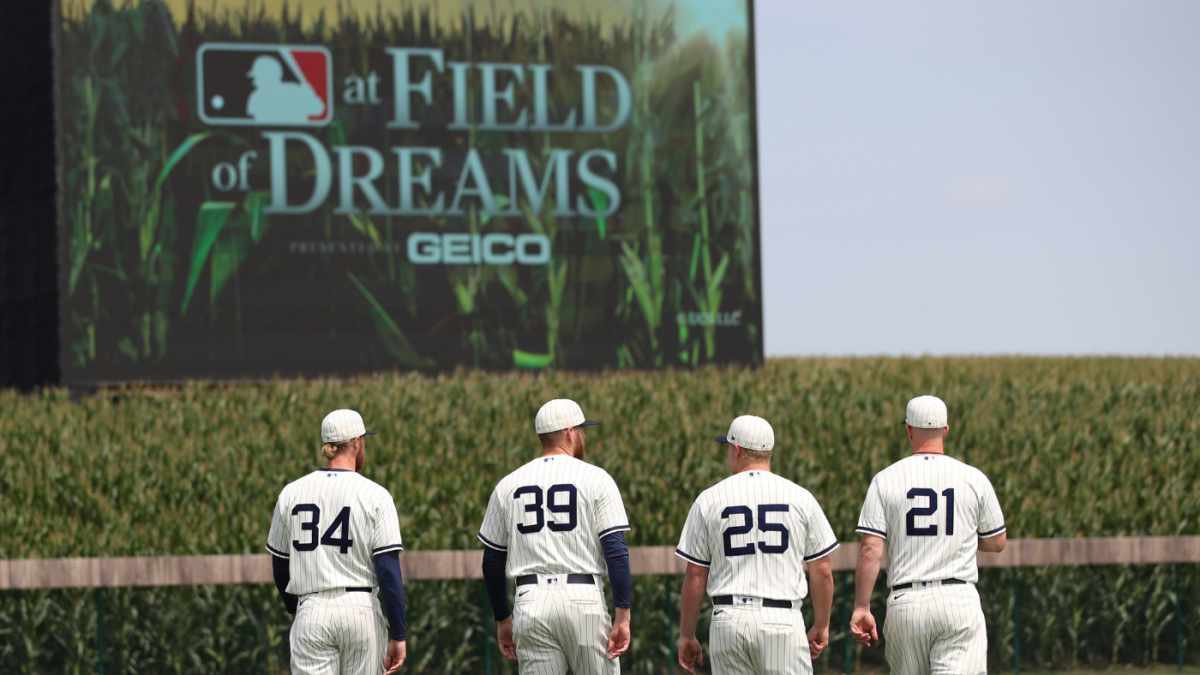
[851,396,1007,675]
[676,415,838,675]
[478,399,633,675]
[266,409,408,675]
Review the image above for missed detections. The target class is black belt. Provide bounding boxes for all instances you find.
[712,595,792,609]
[516,574,595,586]
[346,587,374,593]
[891,578,967,591]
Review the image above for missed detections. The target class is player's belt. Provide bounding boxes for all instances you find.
[891,578,967,591]
[346,587,374,593]
[515,574,595,586]
[712,595,793,609]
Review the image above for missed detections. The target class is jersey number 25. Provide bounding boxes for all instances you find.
[722,504,789,557]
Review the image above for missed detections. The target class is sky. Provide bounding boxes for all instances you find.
[754,1,1200,356]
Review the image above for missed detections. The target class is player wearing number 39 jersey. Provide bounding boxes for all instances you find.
[478,399,633,675]
[676,415,839,675]
[266,409,408,675]
[851,396,1007,675]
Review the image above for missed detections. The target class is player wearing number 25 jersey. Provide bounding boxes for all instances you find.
[267,409,408,675]
[850,396,1007,675]
[676,415,839,675]
[478,399,633,675]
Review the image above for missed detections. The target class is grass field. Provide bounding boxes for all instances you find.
[2,357,1198,673]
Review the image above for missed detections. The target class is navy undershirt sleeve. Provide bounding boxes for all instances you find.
[482,545,512,621]
[271,556,299,615]
[602,531,631,609]
[374,551,407,640]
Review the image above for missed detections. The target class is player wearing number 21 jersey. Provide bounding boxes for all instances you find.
[850,395,1006,675]
[478,399,633,675]
[676,415,839,675]
[267,409,408,675]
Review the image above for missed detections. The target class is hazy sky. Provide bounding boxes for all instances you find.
[755,1,1200,356]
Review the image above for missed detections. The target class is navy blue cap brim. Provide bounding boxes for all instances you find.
[715,435,730,444]
[364,430,378,435]
[580,420,601,426]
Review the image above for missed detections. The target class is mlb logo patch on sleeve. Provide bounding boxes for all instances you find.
[197,44,333,126]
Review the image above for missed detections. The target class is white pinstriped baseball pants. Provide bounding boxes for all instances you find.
[512,575,619,675]
[290,589,389,675]
[709,599,812,675]
[883,583,987,675]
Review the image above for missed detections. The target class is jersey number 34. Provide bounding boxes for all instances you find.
[292,504,354,553]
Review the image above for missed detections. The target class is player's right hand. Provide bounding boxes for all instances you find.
[849,607,878,647]
[678,635,703,674]
[808,624,830,659]
[497,616,517,661]
[384,639,406,674]
[607,620,630,659]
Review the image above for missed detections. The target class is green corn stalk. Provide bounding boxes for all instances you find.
[690,80,730,362]
[346,272,434,369]
[4,356,1200,671]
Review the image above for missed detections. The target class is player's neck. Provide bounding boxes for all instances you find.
[734,463,771,475]
[541,447,575,459]
[911,443,945,456]
[323,454,359,471]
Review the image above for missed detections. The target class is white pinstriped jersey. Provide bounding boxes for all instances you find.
[675,471,839,602]
[856,454,1005,587]
[266,469,404,595]
[478,455,630,576]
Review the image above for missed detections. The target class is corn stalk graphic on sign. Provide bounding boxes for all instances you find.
[56,0,763,381]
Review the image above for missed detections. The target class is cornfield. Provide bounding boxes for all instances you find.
[2,356,1199,672]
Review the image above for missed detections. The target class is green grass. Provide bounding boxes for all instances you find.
[2,357,1199,673]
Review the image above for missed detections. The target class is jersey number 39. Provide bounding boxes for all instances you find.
[514,485,578,534]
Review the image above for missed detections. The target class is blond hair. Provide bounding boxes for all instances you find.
[742,448,772,465]
[321,438,355,460]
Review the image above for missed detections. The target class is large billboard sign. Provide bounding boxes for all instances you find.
[56,0,762,381]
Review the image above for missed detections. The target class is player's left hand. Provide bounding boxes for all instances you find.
[807,625,830,659]
[678,635,703,674]
[384,639,406,674]
[606,620,630,659]
[849,607,878,647]
[497,616,517,661]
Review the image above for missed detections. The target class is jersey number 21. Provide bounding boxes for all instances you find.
[906,488,954,536]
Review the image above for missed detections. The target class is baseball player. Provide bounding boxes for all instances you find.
[849,395,1007,675]
[266,409,408,675]
[676,415,839,675]
[477,398,632,675]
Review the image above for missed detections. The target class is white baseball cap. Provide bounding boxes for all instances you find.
[322,409,377,443]
[715,415,775,452]
[905,395,948,429]
[534,399,600,434]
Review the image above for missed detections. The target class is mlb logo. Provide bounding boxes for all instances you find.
[197,43,333,126]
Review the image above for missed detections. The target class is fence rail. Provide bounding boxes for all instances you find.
[3,536,1198,590]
